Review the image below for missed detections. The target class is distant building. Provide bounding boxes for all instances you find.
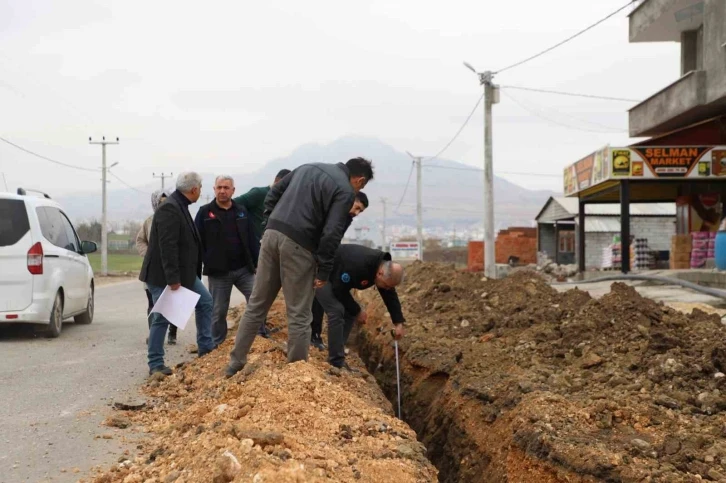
[629,0,726,139]
[536,197,676,269]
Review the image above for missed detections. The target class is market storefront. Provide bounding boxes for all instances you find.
[564,144,726,273]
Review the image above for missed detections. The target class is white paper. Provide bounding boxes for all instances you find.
[150,286,200,330]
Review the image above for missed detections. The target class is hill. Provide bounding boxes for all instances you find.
[57,136,559,233]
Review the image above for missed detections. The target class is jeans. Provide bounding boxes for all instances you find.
[147,278,214,371]
[145,288,176,338]
[208,267,255,347]
[228,230,315,370]
[314,283,356,367]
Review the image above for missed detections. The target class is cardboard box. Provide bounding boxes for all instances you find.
[671,252,691,263]
[669,260,691,270]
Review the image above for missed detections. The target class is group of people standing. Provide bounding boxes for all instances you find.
[135,158,406,378]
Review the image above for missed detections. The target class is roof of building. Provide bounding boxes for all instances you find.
[536,196,676,223]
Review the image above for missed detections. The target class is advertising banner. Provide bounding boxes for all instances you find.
[564,146,726,196]
[563,146,610,196]
[389,241,421,261]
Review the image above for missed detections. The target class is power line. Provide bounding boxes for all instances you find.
[500,85,639,103]
[495,1,637,75]
[423,164,562,178]
[427,94,484,162]
[499,89,628,131]
[501,90,626,134]
[0,136,99,172]
[394,162,415,214]
[109,171,151,194]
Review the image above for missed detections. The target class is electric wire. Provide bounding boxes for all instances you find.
[499,85,639,103]
[427,94,484,162]
[0,135,99,172]
[501,90,627,133]
[494,0,637,74]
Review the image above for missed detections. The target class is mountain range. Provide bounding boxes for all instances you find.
[57,136,559,235]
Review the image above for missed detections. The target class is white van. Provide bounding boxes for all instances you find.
[0,189,97,337]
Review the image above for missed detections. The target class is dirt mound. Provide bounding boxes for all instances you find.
[85,302,437,483]
[357,262,726,482]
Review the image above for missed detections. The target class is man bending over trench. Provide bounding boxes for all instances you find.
[315,243,406,371]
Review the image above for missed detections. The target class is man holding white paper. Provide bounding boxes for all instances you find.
[139,172,214,376]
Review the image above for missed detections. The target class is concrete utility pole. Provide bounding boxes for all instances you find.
[464,62,499,278]
[153,172,173,191]
[406,152,424,261]
[89,136,119,277]
[380,197,389,249]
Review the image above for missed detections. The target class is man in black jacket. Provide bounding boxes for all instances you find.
[314,244,405,370]
[139,172,214,376]
[225,158,374,377]
[194,175,260,348]
[311,191,369,350]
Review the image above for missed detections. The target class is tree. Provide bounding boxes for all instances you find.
[75,220,102,243]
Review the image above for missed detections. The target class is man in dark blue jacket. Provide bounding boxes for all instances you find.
[194,175,260,348]
[225,158,374,377]
[314,244,405,370]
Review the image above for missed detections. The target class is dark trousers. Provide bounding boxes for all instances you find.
[311,297,324,340]
[314,284,356,367]
[145,288,177,337]
[208,267,255,347]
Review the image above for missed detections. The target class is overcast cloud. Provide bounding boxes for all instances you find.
[0,0,679,197]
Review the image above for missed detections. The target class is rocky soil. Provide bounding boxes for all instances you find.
[356,262,726,483]
[83,301,438,483]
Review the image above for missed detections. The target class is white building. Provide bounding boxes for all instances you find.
[536,197,676,269]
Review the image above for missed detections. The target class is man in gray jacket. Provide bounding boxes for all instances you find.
[225,158,374,377]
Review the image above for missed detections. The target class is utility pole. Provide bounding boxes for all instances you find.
[406,152,424,261]
[380,197,389,250]
[153,172,173,191]
[89,136,119,277]
[465,62,499,278]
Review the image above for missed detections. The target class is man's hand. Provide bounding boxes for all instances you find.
[170,283,181,291]
[393,323,405,340]
[313,279,327,289]
[356,310,368,325]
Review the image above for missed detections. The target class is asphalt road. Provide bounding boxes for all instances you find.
[0,279,244,483]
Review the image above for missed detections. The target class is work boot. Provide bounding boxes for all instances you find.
[149,366,173,376]
[311,335,326,351]
[168,333,177,345]
[257,329,271,339]
[224,364,244,379]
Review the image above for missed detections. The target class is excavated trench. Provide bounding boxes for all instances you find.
[351,263,726,483]
[352,313,560,483]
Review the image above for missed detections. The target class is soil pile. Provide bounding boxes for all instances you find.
[85,301,437,483]
[356,262,726,482]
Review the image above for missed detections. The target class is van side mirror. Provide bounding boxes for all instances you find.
[81,241,97,254]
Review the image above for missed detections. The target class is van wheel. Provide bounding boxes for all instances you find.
[74,285,94,324]
[47,292,63,338]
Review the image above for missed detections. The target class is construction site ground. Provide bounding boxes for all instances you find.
[74,264,726,482]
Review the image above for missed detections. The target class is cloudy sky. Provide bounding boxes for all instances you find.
[0,0,679,197]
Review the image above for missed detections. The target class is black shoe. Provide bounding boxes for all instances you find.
[149,366,173,376]
[268,327,282,334]
[224,364,243,378]
[311,338,326,351]
[257,331,271,339]
[168,334,177,345]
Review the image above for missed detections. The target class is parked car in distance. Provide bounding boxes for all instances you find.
[0,188,97,337]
